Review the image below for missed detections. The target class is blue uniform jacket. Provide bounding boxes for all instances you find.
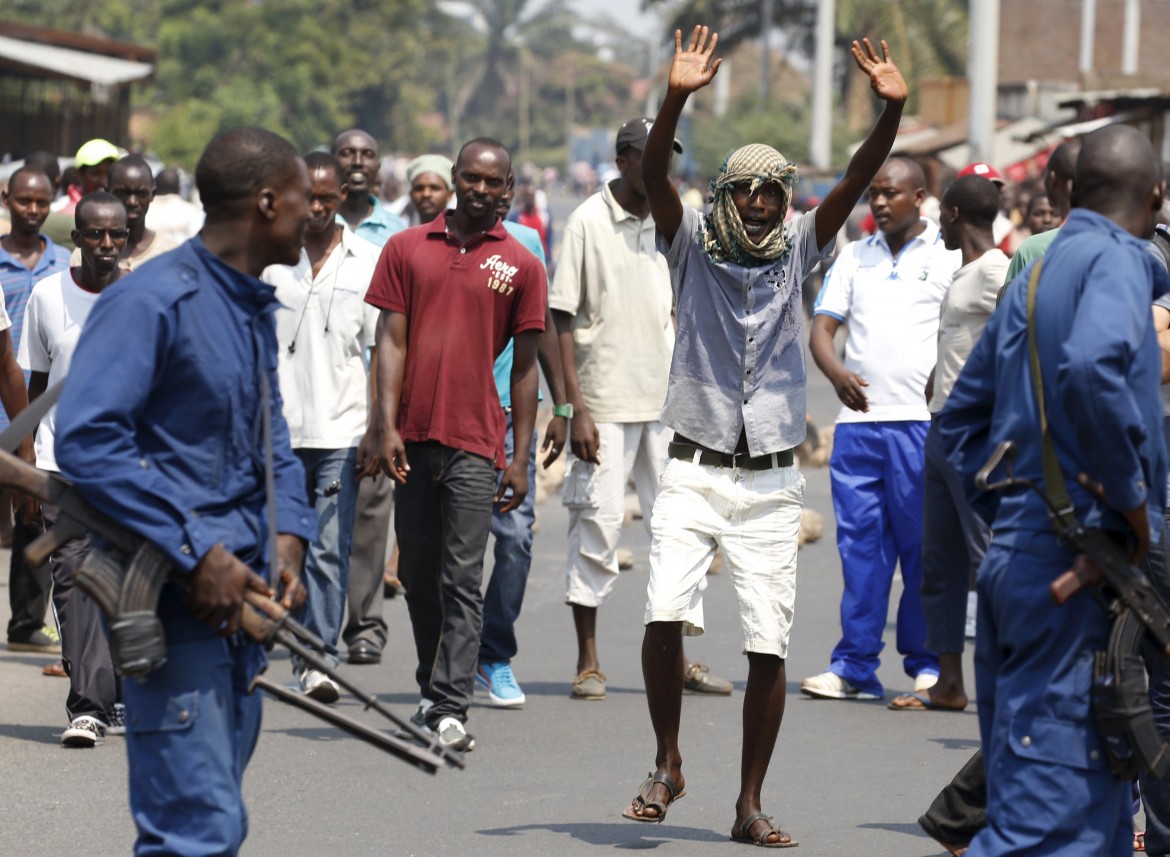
[937,209,1169,550]
[54,238,316,583]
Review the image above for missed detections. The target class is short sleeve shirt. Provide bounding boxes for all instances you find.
[365,212,547,465]
[930,249,1010,413]
[263,227,380,449]
[17,270,100,471]
[548,182,674,422]
[814,218,959,423]
[658,204,833,455]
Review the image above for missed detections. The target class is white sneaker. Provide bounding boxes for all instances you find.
[300,669,340,704]
[62,715,106,747]
[799,671,880,700]
[434,716,475,752]
[914,673,939,693]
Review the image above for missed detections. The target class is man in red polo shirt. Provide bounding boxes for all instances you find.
[360,137,546,752]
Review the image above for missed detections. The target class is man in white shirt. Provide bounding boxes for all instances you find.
[144,167,203,246]
[20,191,128,746]
[889,174,1007,712]
[550,117,729,700]
[804,157,959,702]
[262,152,379,702]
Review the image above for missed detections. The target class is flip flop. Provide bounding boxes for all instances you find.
[42,661,67,678]
[888,692,966,712]
[622,771,685,823]
[731,812,798,848]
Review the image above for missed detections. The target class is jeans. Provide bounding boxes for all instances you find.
[828,421,936,695]
[124,632,264,857]
[479,414,538,665]
[292,447,359,670]
[921,419,990,654]
[395,442,497,726]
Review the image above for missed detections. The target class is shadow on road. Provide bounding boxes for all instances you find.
[929,736,980,750]
[477,821,726,850]
[858,821,936,849]
[0,722,61,745]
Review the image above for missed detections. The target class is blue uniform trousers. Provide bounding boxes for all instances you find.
[828,420,936,695]
[969,542,1129,856]
[123,614,265,857]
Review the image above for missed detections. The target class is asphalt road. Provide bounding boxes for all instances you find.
[0,354,981,857]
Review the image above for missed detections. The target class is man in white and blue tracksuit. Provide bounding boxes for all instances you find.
[804,156,958,701]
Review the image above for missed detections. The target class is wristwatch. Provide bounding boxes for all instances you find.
[553,403,574,419]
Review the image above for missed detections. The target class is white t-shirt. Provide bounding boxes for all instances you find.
[263,227,380,449]
[815,218,960,423]
[930,248,1010,413]
[17,270,101,471]
[547,181,674,423]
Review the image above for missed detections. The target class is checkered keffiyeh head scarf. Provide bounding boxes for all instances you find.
[702,144,798,267]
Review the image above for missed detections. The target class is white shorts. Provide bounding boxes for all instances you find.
[645,455,804,657]
[563,421,669,607]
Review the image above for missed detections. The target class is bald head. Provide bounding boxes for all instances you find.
[1074,125,1164,238]
[878,156,927,190]
[1045,140,1081,214]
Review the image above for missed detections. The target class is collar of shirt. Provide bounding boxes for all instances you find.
[427,210,508,246]
[190,237,280,311]
[0,234,66,275]
[871,216,943,256]
[601,180,648,226]
[361,195,394,230]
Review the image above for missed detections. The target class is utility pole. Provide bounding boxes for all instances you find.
[809,0,835,171]
[565,55,575,176]
[1078,0,1096,74]
[966,0,1000,164]
[1122,0,1140,75]
[758,0,774,107]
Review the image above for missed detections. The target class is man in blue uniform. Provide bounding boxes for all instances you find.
[53,127,316,857]
[938,125,1169,856]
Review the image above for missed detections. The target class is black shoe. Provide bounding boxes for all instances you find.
[8,626,62,654]
[347,643,382,665]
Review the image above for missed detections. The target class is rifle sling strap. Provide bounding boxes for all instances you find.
[1025,259,1080,537]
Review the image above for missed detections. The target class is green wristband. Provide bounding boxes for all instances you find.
[553,403,574,419]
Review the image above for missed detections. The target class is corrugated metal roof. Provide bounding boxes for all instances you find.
[0,33,152,86]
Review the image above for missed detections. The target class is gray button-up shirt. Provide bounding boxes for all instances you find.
[658,205,831,455]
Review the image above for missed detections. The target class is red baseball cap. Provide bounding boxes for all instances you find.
[958,162,1006,186]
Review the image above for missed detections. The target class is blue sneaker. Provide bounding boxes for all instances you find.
[477,661,525,707]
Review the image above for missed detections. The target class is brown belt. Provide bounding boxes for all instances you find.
[667,442,794,471]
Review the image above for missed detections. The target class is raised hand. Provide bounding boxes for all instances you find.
[850,38,908,105]
[668,25,722,94]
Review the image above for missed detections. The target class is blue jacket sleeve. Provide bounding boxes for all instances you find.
[936,306,1003,526]
[1057,248,1155,513]
[54,288,218,573]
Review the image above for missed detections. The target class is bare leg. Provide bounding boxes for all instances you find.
[572,603,599,674]
[733,652,793,846]
[627,620,686,819]
[928,652,969,708]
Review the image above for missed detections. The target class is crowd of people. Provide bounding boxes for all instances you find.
[1,19,1169,857]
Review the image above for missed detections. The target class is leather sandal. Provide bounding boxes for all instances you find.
[622,771,685,823]
[731,812,798,848]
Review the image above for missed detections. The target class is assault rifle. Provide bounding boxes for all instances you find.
[0,440,462,774]
[976,440,1170,778]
